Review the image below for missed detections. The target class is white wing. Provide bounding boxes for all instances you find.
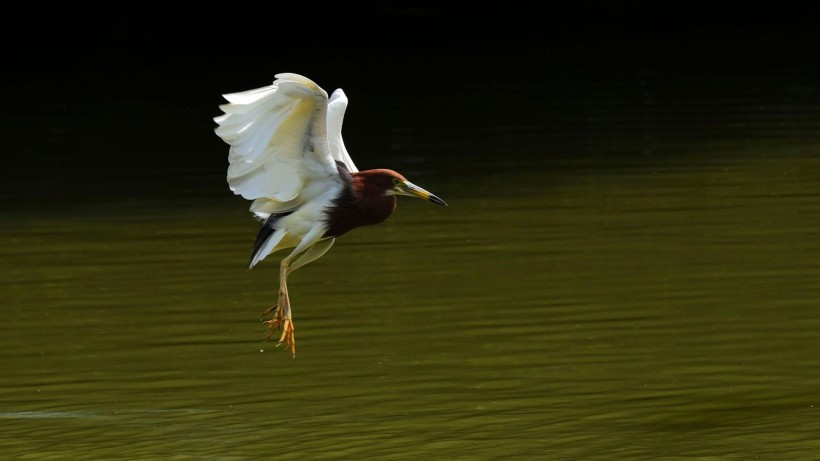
[213,73,346,215]
[328,89,358,173]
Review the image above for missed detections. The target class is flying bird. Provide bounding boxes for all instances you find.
[213,73,447,357]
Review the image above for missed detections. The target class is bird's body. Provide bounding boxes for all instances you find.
[214,73,446,357]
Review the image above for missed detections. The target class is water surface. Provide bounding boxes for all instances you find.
[2,69,820,459]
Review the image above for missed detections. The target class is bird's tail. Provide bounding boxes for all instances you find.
[248,210,294,268]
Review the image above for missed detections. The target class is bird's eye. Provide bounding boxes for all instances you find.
[392,178,400,185]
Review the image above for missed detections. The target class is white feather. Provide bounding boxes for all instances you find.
[215,74,337,202]
[328,89,358,173]
[214,73,357,265]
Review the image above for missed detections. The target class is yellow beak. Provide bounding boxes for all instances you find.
[394,180,448,206]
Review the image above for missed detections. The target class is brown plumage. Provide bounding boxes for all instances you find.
[324,166,405,238]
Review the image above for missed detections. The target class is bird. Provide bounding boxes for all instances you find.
[213,73,447,357]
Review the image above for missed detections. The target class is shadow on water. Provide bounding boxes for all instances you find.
[2,62,820,459]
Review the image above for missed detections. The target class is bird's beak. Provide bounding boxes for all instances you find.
[395,180,448,206]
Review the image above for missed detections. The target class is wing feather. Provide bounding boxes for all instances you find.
[213,73,342,206]
[328,89,358,173]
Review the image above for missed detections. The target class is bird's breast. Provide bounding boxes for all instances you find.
[323,191,396,238]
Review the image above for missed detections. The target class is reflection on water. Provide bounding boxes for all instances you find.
[2,70,820,459]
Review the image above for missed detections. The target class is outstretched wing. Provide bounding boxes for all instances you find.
[213,73,343,215]
[327,89,358,173]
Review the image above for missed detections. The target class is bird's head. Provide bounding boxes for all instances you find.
[361,169,447,206]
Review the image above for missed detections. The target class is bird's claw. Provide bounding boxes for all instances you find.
[260,304,279,323]
[260,304,296,358]
[261,304,283,338]
[274,319,296,358]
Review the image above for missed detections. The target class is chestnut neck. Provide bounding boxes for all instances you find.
[324,169,397,238]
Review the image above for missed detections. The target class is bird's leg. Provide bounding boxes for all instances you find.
[262,257,295,357]
[259,228,327,358]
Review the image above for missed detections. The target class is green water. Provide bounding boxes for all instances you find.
[2,70,820,459]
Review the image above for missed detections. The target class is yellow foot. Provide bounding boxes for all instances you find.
[260,304,279,326]
[260,305,296,358]
[276,318,295,358]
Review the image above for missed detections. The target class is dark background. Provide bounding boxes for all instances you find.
[3,5,819,209]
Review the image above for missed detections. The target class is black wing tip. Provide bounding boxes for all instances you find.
[249,225,276,268]
[248,209,297,267]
